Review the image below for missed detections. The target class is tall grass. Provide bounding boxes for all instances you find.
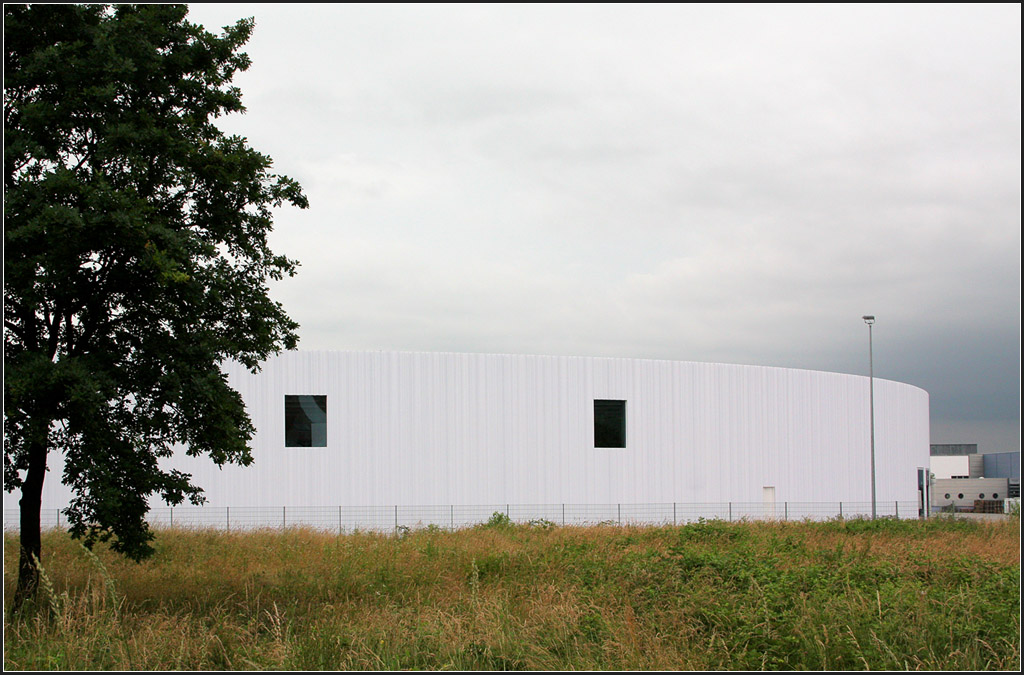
[4,517,1019,670]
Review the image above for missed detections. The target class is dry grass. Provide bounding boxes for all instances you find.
[4,516,1020,670]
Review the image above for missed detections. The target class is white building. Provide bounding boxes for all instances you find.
[6,351,931,528]
[930,454,984,480]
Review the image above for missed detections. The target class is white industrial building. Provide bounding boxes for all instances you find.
[6,350,931,529]
[928,445,1020,512]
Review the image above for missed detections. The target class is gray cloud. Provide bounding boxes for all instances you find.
[191,4,1020,453]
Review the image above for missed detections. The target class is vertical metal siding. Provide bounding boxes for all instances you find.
[6,350,930,514]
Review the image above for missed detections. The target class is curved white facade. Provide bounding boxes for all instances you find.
[7,350,930,525]
[181,351,928,505]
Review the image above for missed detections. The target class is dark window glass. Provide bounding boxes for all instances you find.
[594,399,626,448]
[285,395,327,447]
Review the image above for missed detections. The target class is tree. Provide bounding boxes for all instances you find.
[4,4,308,607]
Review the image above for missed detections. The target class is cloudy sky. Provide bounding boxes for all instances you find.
[186,4,1020,453]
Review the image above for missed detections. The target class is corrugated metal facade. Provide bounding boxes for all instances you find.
[9,350,930,513]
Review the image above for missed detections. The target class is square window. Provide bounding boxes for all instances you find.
[594,399,626,448]
[285,395,327,447]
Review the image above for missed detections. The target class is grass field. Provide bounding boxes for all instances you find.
[4,515,1020,670]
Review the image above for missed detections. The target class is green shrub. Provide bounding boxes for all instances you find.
[482,511,513,529]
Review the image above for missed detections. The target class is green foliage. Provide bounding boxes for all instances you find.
[676,517,747,543]
[482,511,513,529]
[817,515,980,536]
[3,520,1019,670]
[4,4,306,563]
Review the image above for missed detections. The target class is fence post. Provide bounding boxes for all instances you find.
[339,505,343,536]
[562,503,565,526]
[618,503,621,526]
[784,502,788,521]
[451,504,454,530]
[506,503,510,519]
[673,502,677,526]
[395,505,398,531]
[170,507,173,528]
[895,501,899,519]
[56,510,60,529]
[839,501,843,518]
[227,506,230,532]
[283,505,286,529]
[729,502,732,522]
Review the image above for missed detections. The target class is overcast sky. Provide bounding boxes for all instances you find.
[187,4,1020,453]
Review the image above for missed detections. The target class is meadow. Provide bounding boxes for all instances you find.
[4,515,1020,670]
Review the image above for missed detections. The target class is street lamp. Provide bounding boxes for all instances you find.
[862,315,876,519]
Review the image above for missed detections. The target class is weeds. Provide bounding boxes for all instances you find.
[4,518,1019,671]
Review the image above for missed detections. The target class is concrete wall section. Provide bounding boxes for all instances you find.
[931,478,1010,508]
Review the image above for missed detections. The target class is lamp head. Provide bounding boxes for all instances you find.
[862,315,875,324]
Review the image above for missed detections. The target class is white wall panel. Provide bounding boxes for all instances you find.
[929,455,971,480]
[5,351,930,517]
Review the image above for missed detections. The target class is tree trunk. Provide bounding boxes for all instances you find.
[13,437,47,612]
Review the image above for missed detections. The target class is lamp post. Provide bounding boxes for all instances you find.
[862,315,876,519]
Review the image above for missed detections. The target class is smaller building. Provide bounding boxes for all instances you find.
[929,445,1020,502]
[931,478,1010,511]
[982,451,1021,498]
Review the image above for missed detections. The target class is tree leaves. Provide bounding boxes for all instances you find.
[4,4,308,561]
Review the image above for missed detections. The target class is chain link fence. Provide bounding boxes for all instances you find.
[4,500,923,533]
